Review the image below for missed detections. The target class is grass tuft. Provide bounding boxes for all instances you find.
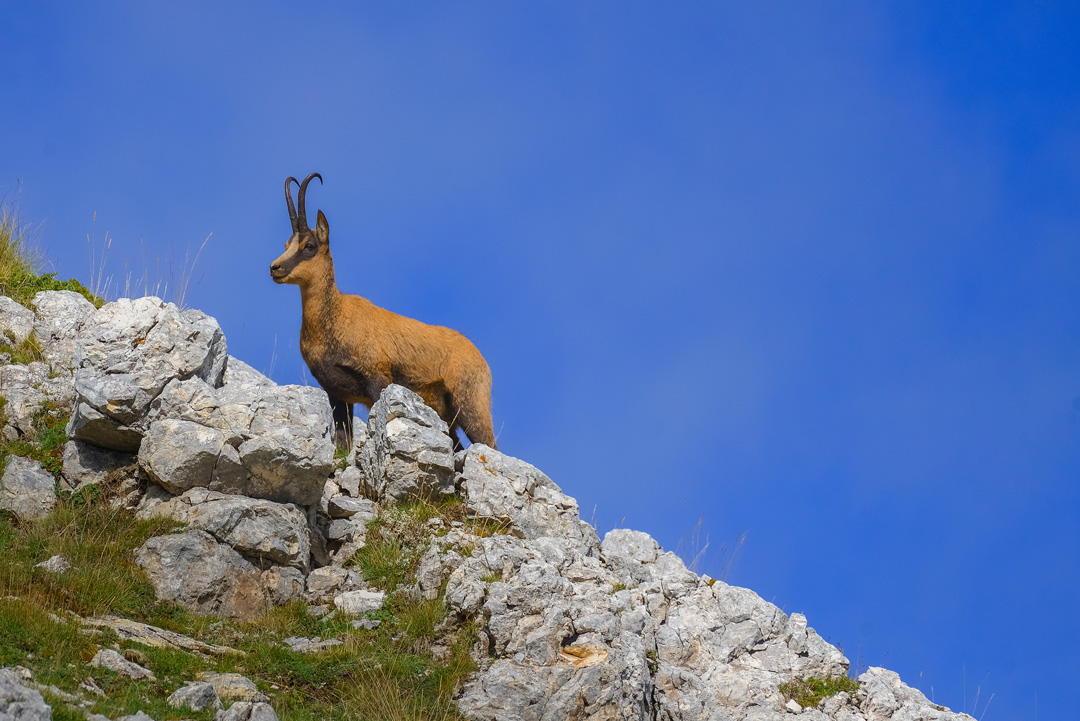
[779,675,860,708]
[0,403,68,477]
[0,204,102,308]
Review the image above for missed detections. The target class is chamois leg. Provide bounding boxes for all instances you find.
[458,408,497,450]
[448,365,496,450]
[329,396,354,450]
[451,389,496,450]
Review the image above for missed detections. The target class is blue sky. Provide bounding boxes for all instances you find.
[4,3,1078,718]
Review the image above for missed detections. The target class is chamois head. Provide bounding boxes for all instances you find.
[270,172,331,287]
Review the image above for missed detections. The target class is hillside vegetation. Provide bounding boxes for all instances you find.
[0,207,475,720]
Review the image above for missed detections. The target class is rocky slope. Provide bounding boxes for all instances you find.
[0,292,972,721]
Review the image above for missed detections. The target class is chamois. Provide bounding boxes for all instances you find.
[269,173,497,452]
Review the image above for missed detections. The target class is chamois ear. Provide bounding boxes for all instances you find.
[315,210,330,244]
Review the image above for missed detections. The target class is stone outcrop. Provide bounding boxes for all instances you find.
[360,383,456,502]
[0,294,973,721]
[460,443,599,550]
[32,290,97,369]
[0,296,36,345]
[67,297,228,451]
[140,375,335,505]
[0,361,75,438]
[141,488,311,572]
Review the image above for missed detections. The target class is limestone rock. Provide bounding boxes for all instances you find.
[283,637,343,654]
[327,495,376,520]
[221,356,273,387]
[31,290,97,370]
[34,555,71,573]
[138,419,238,495]
[67,297,227,451]
[857,667,958,721]
[168,681,222,711]
[0,362,74,436]
[0,296,35,345]
[61,439,136,492]
[336,465,363,498]
[236,432,331,506]
[78,615,241,656]
[261,566,306,605]
[360,384,455,503]
[89,648,155,680]
[141,488,311,570]
[138,375,334,505]
[332,589,385,615]
[196,672,268,703]
[305,566,364,603]
[0,456,56,521]
[135,530,269,618]
[139,487,311,569]
[460,444,599,552]
[215,701,280,721]
[0,666,51,721]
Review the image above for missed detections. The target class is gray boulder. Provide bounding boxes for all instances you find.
[857,667,959,721]
[31,290,97,370]
[449,533,652,720]
[221,356,273,387]
[0,666,51,721]
[144,488,310,572]
[138,418,239,495]
[261,565,307,605]
[67,297,228,451]
[215,701,280,721]
[305,566,365,603]
[446,510,859,721]
[0,361,74,437]
[360,384,455,503]
[460,444,599,553]
[0,456,56,521]
[327,495,376,520]
[89,648,155,680]
[135,530,271,618]
[333,589,385,615]
[35,555,71,574]
[168,681,222,711]
[140,376,334,505]
[196,672,268,703]
[336,465,363,497]
[0,296,35,345]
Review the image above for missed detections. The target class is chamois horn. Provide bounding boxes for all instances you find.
[297,172,323,232]
[285,176,300,233]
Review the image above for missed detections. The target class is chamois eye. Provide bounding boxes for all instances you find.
[305,242,316,252]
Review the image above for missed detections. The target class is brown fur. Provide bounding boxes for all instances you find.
[270,192,496,451]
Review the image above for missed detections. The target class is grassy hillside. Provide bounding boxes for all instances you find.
[0,206,475,720]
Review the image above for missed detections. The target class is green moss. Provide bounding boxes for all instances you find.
[779,675,860,708]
